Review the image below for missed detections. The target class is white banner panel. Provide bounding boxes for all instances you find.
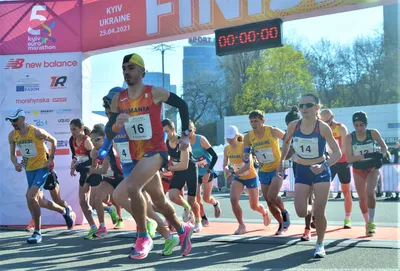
[0,52,84,226]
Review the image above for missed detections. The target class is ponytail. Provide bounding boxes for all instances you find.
[237,134,244,142]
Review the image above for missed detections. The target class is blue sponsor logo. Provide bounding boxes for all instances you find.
[56,109,72,114]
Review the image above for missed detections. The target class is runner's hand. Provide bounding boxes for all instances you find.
[116,113,129,129]
[14,162,22,172]
[276,161,284,178]
[178,136,190,151]
[310,164,325,175]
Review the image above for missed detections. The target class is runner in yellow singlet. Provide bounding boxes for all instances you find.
[224,126,271,234]
[243,110,291,235]
[6,108,76,244]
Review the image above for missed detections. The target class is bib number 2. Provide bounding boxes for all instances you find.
[125,114,152,141]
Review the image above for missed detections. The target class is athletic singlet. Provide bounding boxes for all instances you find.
[249,126,281,172]
[326,122,347,163]
[118,85,167,160]
[14,125,47,171]
[227,142,257,179]
[73,135,90,163]
[191,135,213,176]
[167,137,195,166]
[351,130,376,157]
[113,129,132,164]
[293,120,326,160]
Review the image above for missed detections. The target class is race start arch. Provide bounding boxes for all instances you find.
[0,0,396,226]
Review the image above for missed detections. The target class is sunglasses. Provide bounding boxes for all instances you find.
[90,137,103,143]
[10,118,19,123]
[298,103,315,109]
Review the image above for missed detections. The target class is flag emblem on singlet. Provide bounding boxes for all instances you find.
[143,93,149,98]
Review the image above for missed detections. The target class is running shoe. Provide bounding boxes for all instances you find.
[314,242,326,258]
[84,228,97,240]
[193,222,203,233]
[344,219,352,229]
[214,201,221,218]
[162,235,180,256]
[107,206,119,224]
[25,219,35,232]
[129,237,153,260]
[201,217,210,227]
[263,210,271,227]
[234,224,247,235]
[114,219,124,229]
[27,231,42,244]
[63,206,75,230]
[275,223,286,235]
[366,222,376,237]
[301,229,311,241]
[95,226,108,238]
[147,219,157,238]
[179,223,194,256]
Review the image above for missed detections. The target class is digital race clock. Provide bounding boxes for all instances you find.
[215,18,283,56]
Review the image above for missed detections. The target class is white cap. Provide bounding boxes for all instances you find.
[225,126,238,139]
[5,108,25,121]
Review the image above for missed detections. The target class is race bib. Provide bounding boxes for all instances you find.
[19,143,37,158]
[293,137,319,159]
[326,139,339,154]
[232,163,249,177]
[353,143,375,156]
[76,155,89,163]
[196,157,208,168]
[116,142,132,163]
[99,165,114,177]
[255,148,274,163]
[125,114,152,140]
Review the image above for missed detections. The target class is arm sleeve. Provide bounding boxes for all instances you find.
[206,147,218,171]
[105,112,119,140]
[165,93,189,131]
[97,137,113,159]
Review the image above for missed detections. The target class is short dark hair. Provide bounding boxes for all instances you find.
[91,124,105,137]
[249,110,264,120]
[302,93,320,105]
[161,118,175,130]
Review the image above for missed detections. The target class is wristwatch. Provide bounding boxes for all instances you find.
[182,129,191,136]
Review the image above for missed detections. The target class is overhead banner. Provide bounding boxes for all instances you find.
[0,1,81,55]
[0,52,84,226]
[81,0,393,52]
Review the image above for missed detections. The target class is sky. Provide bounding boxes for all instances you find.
[90,6,384,111]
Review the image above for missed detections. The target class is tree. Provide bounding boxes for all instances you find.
[234,45,315,114]
[219,51,261,115]
[307,39,344,108]
[338,32,399,106]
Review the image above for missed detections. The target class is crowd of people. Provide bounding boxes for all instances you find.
[6,53,391,259]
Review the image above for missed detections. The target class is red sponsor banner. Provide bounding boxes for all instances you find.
[81,0,393,53]
[0,1,81,55]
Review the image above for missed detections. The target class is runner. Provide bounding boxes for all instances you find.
[278,94,342,258]
[98,87,172,246]
[162,119,201,232]
[345,111,387,237]
[103,53,193,259]
[224,126,271,234]
[243,110,291,235]
[69,118,117,239]
[6,108,75,244]
[188,120,221,227]
[25,157,74,232]
[284,107,314,241]
[320,109,353,229]
[86,124,124,237]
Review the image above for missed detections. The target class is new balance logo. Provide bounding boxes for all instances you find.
[5,58,25,69]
